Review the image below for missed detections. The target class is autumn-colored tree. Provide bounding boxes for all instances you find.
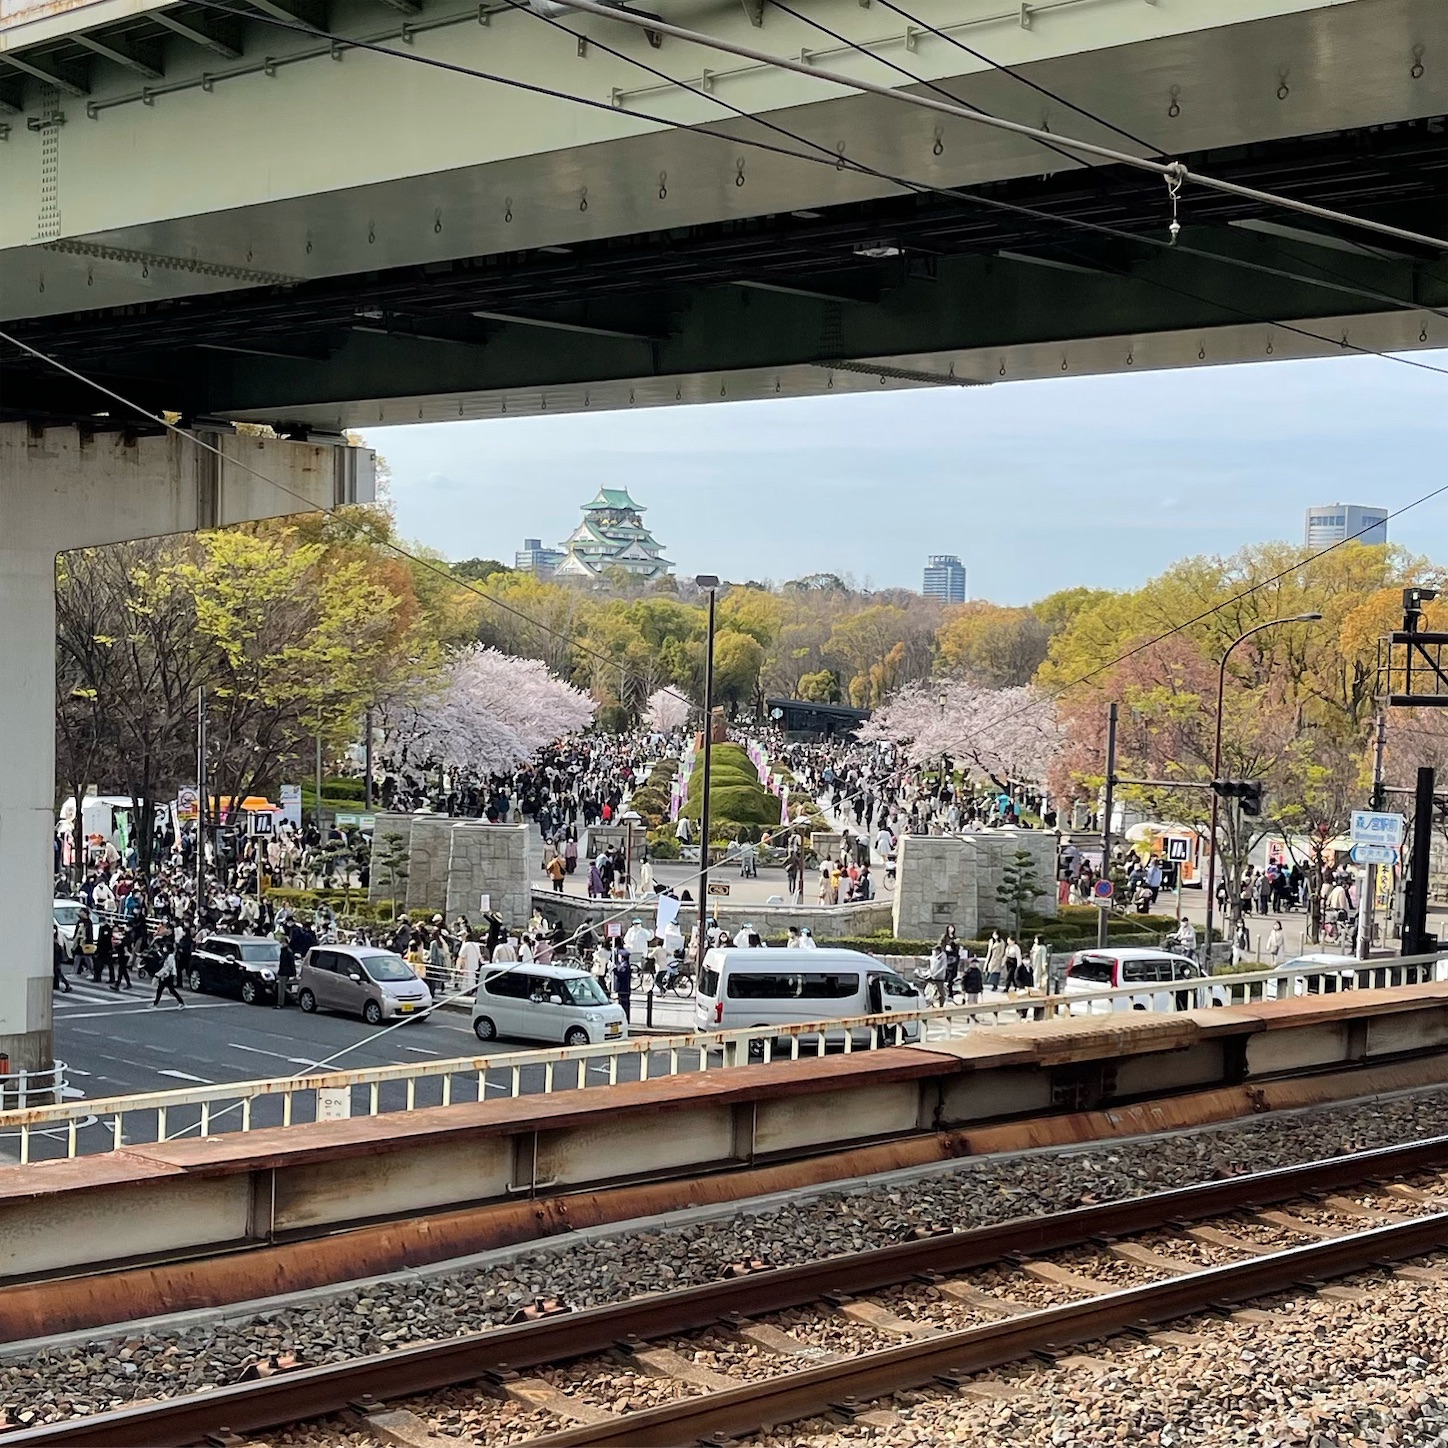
[937,602,1050,688]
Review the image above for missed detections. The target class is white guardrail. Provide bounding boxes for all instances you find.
[3,953,1447,1165]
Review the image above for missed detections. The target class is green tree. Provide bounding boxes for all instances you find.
[996,848,1046,937]
[712,630,766,711]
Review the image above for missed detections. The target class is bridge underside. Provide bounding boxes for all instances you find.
[6,116,1446,431]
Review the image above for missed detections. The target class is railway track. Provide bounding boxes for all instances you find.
[9,1133,1448,1447]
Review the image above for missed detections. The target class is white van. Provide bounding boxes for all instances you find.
[472,963,628,1047]
[694,947,924,1050]
[1064,948,1229,1013]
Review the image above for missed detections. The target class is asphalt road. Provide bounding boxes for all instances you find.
[3,972,703,1165]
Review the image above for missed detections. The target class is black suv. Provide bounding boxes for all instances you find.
[188,934,283,1004]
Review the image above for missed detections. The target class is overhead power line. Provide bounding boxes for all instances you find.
[553,0,1448,255]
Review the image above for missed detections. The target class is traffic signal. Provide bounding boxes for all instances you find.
[1212,779,1264,816]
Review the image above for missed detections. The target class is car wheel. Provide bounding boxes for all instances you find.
[363,1000,383,1026]
[240,979,258,1004]
[187,968,203,992]
[473,1015,497,1042]
[564,1026,590,1048]
[299,988,317,1014]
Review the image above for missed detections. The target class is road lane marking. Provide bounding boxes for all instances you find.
[55,1003,232,1022]
[156,1069,213,1083]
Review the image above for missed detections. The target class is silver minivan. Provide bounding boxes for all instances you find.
[298,944,433,1025]
[471,963,627,1047]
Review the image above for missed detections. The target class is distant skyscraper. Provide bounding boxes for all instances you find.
[515,537,565,575]
[1304,504,1388,549]
[923,554,968,604]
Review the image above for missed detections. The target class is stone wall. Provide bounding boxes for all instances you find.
[366,815,529,926]
[447,823,528,926]
[404,816,454,914]
[532,890,891,943]
[893,829,1058,941]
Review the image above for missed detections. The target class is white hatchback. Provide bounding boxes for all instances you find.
[472,963,628,1047]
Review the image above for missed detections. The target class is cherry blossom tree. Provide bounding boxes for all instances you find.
[382,645,595,775]
[859,678,1063,790]
[645,687,692,733]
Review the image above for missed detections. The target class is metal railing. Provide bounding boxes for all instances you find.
[0,1061,69,1111]
[4,953,1446,1165]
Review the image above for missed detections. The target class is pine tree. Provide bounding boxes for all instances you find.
[996,848,1044,936]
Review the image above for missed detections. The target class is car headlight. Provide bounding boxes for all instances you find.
[260,970,276,981]
[584,1012,602,1022]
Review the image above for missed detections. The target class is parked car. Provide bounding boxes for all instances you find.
[1064,948,1224,1012]
[298,945,432,1025]
[694,947,924,1051]
[53,898,85,953]
[187,934,282,1005]
[472,963,627,1047]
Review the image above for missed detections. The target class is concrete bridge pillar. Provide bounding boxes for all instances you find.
[0,424,373,1075]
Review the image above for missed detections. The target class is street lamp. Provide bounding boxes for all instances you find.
[1203,612,1322,962]
[695,575,720,971]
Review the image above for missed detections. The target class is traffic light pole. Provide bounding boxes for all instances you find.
[1097,703,1118,949]
[1356,712,1387,961]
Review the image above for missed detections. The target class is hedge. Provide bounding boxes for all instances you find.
[681,785,781,828]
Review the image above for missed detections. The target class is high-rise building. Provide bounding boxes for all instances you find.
[514,538,565,575]
[552,488,673,583]
[923,554,968,604]
[1304,504,1388,549]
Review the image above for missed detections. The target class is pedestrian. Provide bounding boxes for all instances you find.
[152,945,185,1007]
[545,852,567,894]
[1266,918,1285,965]
[612,950,632,1020]
[1232,917,1252,965]
[114,933,134,991]
[95,922,115,985]
[983,931,1006,990]
[936,925,960,999]
[1003,935,1023,990]
[52,927,72,993]
[962,957,983,1007]
[275,934,295,1008]
[1029,936,1050,990]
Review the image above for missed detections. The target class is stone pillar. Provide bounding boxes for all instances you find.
[0,423,373,1075]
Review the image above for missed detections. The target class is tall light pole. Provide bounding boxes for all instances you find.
[1204,612,1322,963]
[695,575,719,971]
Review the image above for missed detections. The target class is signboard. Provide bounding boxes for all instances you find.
[1351,843,1398,866]
[1093,879,1114,902]
[1351,811,1406,847]
[1165,836,1190,863]
[606,922,622,939]
[655,894,681,934]
[279,784,302,829]
[175,787,200,823]
[479,893,491,915]
[247,811,274,837]
[316,1087,351,1122]
[707,881,731,897]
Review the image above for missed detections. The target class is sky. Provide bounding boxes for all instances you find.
[367,349,1448,606]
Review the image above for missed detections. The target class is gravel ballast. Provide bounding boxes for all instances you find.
[9,1084,1448,1429]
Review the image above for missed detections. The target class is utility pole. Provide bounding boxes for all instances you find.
[1097,702,1118,949]
[315,734,324,833]
[195,687,207,923]
[364,707,374,811]
[695,575,719,972]
[1401,765,1437,956]
[1356,712,1387,961]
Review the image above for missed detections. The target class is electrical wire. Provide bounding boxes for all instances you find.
[172,0,1448,367]
[752,0,1448,327]
[553,0,1448,255]
[868,0,1161,154]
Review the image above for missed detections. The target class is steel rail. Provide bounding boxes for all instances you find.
[525,1210,1448,1447]
[8,1132,1448,1446]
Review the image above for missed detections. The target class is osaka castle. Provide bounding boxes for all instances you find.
[553,488,674,582]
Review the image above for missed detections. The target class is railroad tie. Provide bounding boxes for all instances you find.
[1382,1183,1443,1204]
[362,1408,467,1448]
[954,1380,1031,1401]
[627,1346,742,1390]
[934,1281,1029,1317]
[1052,1354,1120,1375]
[1108,1243,1198,1275]
[1252,1210,1344,1239]
[1396,1265,1448,1284]
[1148,1330,1204,1349]
[834,1299,942,1338]
[1016,1260,1116,1296]
[1321,1195,1414,1224]
[733,1322,843,1362]
[502,1379,619,1425]
[1183,1225,1276,1256]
